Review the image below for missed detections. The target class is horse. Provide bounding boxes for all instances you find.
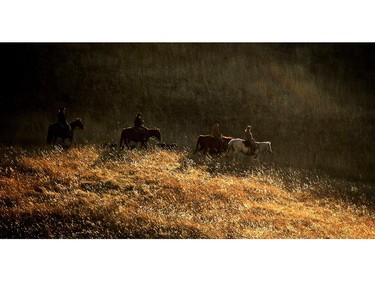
[226,139,272,160]
[194,135,233,154]
[119,127,162,149]
[46,118,84,145]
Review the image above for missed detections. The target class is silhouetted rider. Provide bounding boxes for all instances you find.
[134,112,144,128]
[133,112,147,140]
[58,107,71,133]
[211,121,224,152]
[244,125,256,155]
[211,121,222,140]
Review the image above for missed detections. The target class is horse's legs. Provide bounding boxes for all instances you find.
[225,148,232,158]
[125,139,131,150]
[227,150,239,165]
[141,141,147,149]
[225,142,235,158]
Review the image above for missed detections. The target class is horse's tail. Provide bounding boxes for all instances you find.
[194,136,201,153]
[46,126,53,145]
[119,130,124,149]
[225,139,234,157]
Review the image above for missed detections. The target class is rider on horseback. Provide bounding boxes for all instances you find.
[57,107,71,133]
[211,121,222,140]
[211,121,224,151]
[244,125,257,156]
[133,112,147,141]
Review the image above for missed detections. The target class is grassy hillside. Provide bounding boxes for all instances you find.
[1,145,374,238]
[1,43,374,183]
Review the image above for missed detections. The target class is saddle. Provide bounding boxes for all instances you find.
[243,140,252,147]
[58,122,71,134]
[133,126,147,141]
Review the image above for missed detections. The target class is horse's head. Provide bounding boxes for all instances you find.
[256,141,273,154]
[71,118,84,130]
[267,142,273,153]
[149,128,161,141]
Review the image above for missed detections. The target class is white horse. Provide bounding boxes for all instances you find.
[226,139,272,160]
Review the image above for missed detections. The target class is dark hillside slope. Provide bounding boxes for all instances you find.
[0,43,374,182]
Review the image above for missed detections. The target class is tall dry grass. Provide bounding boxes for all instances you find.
[1,145,374,238]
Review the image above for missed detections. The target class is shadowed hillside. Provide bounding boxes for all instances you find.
[0,43,374,183]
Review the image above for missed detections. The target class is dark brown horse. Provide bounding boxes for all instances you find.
[119,127,162,149]
[46,118,84,145]
[194,135,233,154]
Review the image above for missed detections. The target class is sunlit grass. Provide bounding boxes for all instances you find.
[0,145,374,238]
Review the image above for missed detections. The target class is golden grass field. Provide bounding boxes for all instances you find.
[0,145,374,238]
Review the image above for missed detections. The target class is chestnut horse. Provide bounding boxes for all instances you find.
[119,127,162,149]
[46,118,84,145]
[194,135,233,154]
